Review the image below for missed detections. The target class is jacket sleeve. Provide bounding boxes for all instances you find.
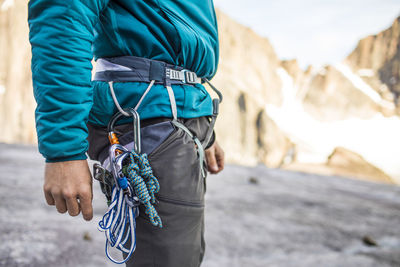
[28,0,109,162]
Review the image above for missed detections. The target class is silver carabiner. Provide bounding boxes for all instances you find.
[107,108,141,154]
[107,108,142,197]
[130,109,141,154]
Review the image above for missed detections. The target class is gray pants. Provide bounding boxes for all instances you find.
[87,116,212,267]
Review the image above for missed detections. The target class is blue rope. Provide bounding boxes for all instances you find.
[128,152,162,227]
[98,184,138,264]
[98,150,162,264]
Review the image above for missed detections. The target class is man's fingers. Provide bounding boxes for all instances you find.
[44,187,55,205]
[79,187,93,221]
[205,141,225,174]
[44,160,93,221]
[206,148,219,173]
[65,194,81,217]
[215,145,225,171]
[53,193,67,214]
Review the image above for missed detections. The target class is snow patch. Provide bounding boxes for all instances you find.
[0,84,5,95]
[276,68,299,106]
[335,63,394,109]
[267,68,400,183]
[1,0,14,11]
[358,68,375,77]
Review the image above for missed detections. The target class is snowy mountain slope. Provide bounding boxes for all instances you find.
[346,16,400,100]
[267,67,400,183]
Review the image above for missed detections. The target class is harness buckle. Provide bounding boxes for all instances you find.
[166,68,199,84]
[166,69,185,82]
[184,70,199,84]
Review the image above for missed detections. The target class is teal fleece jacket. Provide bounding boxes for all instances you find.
[28,0,219,162]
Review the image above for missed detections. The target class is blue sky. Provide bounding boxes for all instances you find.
[214,0,400,68]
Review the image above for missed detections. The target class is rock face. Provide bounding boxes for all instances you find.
[0,0,36,144]
[275,18,400,183]
[299,65,380,121]
[326,147,393,184]
[284,147,394,184]
[284,17,400,121]
[212,11,291,167]
[346,17,400,101]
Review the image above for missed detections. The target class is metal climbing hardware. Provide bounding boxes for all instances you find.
[94,56,224,178]
[96,108,162,264]
[92,55,224,264]
[184,70,200,84]
[166,68,201,84]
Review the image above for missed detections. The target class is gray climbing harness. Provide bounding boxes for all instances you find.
[94,56,223,177]
[92,56,223,264]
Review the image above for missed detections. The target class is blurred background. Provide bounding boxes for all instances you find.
[211,0,400,185]
[1,0,400,184]
[1,0,400,266]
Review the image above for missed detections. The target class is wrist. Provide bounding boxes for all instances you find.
[45,152,87,163]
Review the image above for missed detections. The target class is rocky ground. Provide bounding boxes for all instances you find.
[0,143,400,267]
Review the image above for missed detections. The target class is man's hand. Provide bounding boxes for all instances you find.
[44,160,93,221]
[205,140,225,174]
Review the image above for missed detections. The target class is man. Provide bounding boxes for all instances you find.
[28,0,224,266]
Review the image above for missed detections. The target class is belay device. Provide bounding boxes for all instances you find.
[93,108,162,264]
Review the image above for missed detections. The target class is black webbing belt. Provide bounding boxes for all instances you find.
[93,56,222,152]
[94,56,202,86]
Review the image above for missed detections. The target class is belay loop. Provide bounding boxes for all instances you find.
[97,108,162,264]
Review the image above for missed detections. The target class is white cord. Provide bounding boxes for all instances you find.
[134,80,155,111]
[98,185,138,264]
[109,80,156,116]
[166,85,178,121]
[109,81,130,116]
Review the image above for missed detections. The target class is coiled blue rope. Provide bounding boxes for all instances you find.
[98,150,162,264]
[128,152,162,227]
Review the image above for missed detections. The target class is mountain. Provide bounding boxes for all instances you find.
[264,16,400,183]
[346,16,400,103]
[211,12,400,182]
[211,10,292,167]
[298,17,400,121]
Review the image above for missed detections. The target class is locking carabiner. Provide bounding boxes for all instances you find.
[107,108,142,197]
[107,108,141,154]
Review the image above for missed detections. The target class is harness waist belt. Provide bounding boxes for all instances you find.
[94,56,202,85]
